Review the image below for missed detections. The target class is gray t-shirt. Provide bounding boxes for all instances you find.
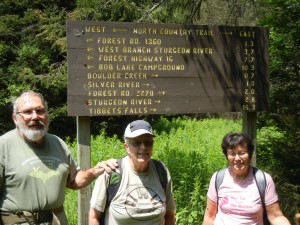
[0,129,80,213]
[90,156,175,225]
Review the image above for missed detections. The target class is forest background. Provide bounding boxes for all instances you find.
[0,0,299,224]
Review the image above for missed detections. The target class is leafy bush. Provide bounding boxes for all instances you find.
[257,126,300,221]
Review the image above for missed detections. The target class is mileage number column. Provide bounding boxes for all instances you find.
[240,30,256,111]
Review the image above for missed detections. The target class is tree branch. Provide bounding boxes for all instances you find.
[138,0,169,22]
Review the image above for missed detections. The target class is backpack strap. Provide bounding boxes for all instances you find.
[105,158,123,207]
[215,168,226,207]
[100,158,123,224]
[152,159,168,193]
[253,167,269,225]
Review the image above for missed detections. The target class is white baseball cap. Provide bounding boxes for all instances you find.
[124,120,155,138]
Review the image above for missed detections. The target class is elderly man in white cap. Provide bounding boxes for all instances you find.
[89,120,176,225]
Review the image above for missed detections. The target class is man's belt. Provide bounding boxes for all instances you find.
[0,210,53,224]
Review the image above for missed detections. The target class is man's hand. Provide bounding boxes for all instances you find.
[93,159,118,177]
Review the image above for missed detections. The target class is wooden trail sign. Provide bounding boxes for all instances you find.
[67,21,269,116]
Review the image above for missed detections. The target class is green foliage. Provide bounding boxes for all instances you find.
[0,42,11,68]
[90,133,126,164]
[257,0,299,128]
[256,126,284,170]
[160,0,258,25]
[70,0,146,22]
[256,0,300,194]
[257,125,300,221]
[0,0,71,134]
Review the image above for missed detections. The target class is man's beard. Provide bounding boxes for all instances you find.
[17,119,49,142]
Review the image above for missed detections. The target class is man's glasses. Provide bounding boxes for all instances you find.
[129,140,154,148]
[17,109,47,119]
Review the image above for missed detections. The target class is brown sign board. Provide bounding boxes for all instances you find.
[67,21,269,116]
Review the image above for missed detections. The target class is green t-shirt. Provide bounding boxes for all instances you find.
[0,129,80,213]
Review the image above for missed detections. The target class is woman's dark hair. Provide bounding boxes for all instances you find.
[221,132,254,159]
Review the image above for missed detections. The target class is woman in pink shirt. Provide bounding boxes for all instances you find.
[203,132,290,225]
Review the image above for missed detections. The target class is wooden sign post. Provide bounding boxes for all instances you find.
[76,116,91,225]
[67,21,269,225]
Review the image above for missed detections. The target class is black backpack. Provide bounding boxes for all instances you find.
[215,167,270,225]
[99,158,168,224]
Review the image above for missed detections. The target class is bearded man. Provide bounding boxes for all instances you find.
[0,90,117,225]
